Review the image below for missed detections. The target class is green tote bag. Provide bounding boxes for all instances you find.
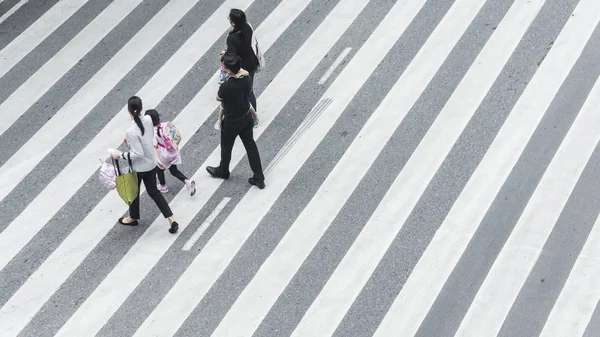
[114,154,138,205]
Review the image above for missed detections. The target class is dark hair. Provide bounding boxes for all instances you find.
[145,109,161,138]
[222,53,242,74]
[145,109,160,126]
[229,9,246,30]
[128,96,145,136]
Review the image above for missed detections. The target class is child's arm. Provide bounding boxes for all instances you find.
[154,146,165,169]
[234,68,249,78]
[152,134,165,169]
[249,104,257,119]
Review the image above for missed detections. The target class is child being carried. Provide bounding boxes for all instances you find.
[215,54,259,130]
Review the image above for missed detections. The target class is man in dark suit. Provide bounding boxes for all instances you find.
[206,54,265,189]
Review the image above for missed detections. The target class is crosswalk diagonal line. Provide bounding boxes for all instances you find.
[454,58,600,337]
[288,1,545,336]
[0,0,90,81]
[11,0,315,335]
[539,213,600,337]
[0,0,27,25]
[212,0,490,334]
[372,0,600,335]
[0,0,200,204]
[264,97,332,175]
[0,0,256,275]
[128,0,407,335]
[0,0,146,138]
[182,197,231,251]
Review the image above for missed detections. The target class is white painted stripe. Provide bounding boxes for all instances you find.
[0,0,27,25]
[0,0,89,80]
[290,1,545,336]
[0,0,144,137]
[454,68,600,337]
[0,0,199,210]
[0,0,253,274]
[182,197,231,251]
[45,0,316,334]
[214,0,486,335]
[130,1,427,335]
[373,0,600,335]
[317,47,352,84]
[539,213,600,337]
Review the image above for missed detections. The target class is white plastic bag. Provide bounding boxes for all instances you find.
[99,157,117,189]
[248,23,265,72]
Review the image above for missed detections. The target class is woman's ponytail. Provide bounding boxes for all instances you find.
[128,96,145,136]
[133,114,145,136]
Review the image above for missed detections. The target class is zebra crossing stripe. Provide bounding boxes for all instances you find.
[0,0,146,138]
[212,0,488,333]
[290,0,546,335]
[454,47,600,337]
[0,0,256,275]
[539,212,600,337]
[181,197,231,251]
[0,0,90,80]
[373,0,600,334]
[0,0,27,25]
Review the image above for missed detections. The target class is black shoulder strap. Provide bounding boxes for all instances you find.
[111,157,121,176]
[127,152,133,172]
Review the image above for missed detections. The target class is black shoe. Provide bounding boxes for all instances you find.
[118,217,138,226]
[248,177,265,189]
[206,166,229,179]
[169,221,179,234]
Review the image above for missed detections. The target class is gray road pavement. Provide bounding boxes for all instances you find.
[0,0,599,336]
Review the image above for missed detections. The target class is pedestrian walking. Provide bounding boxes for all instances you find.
[221,8,260,114]
[206,54,265,189]
[144,109,196,196]
[111,96,180,234]
[216,53,259,129]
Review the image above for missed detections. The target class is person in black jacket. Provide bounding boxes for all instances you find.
[221,9,259,114]
[206,54,265,189]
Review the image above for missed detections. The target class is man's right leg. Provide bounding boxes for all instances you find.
[239,118,265,189]
[207,122,236,179]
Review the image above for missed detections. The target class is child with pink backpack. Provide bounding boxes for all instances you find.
[145,109,196,196]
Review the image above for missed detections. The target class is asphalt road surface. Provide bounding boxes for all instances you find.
[1,0,599,336]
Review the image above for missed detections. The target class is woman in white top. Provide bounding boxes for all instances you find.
[111,96,179,234]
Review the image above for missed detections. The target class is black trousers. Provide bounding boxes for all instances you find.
[249,69,257,112]
[219,112,264,181]
[157,165,188,185]
[129,168,173,219]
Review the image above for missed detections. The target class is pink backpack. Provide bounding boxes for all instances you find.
[158,121,181,151]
